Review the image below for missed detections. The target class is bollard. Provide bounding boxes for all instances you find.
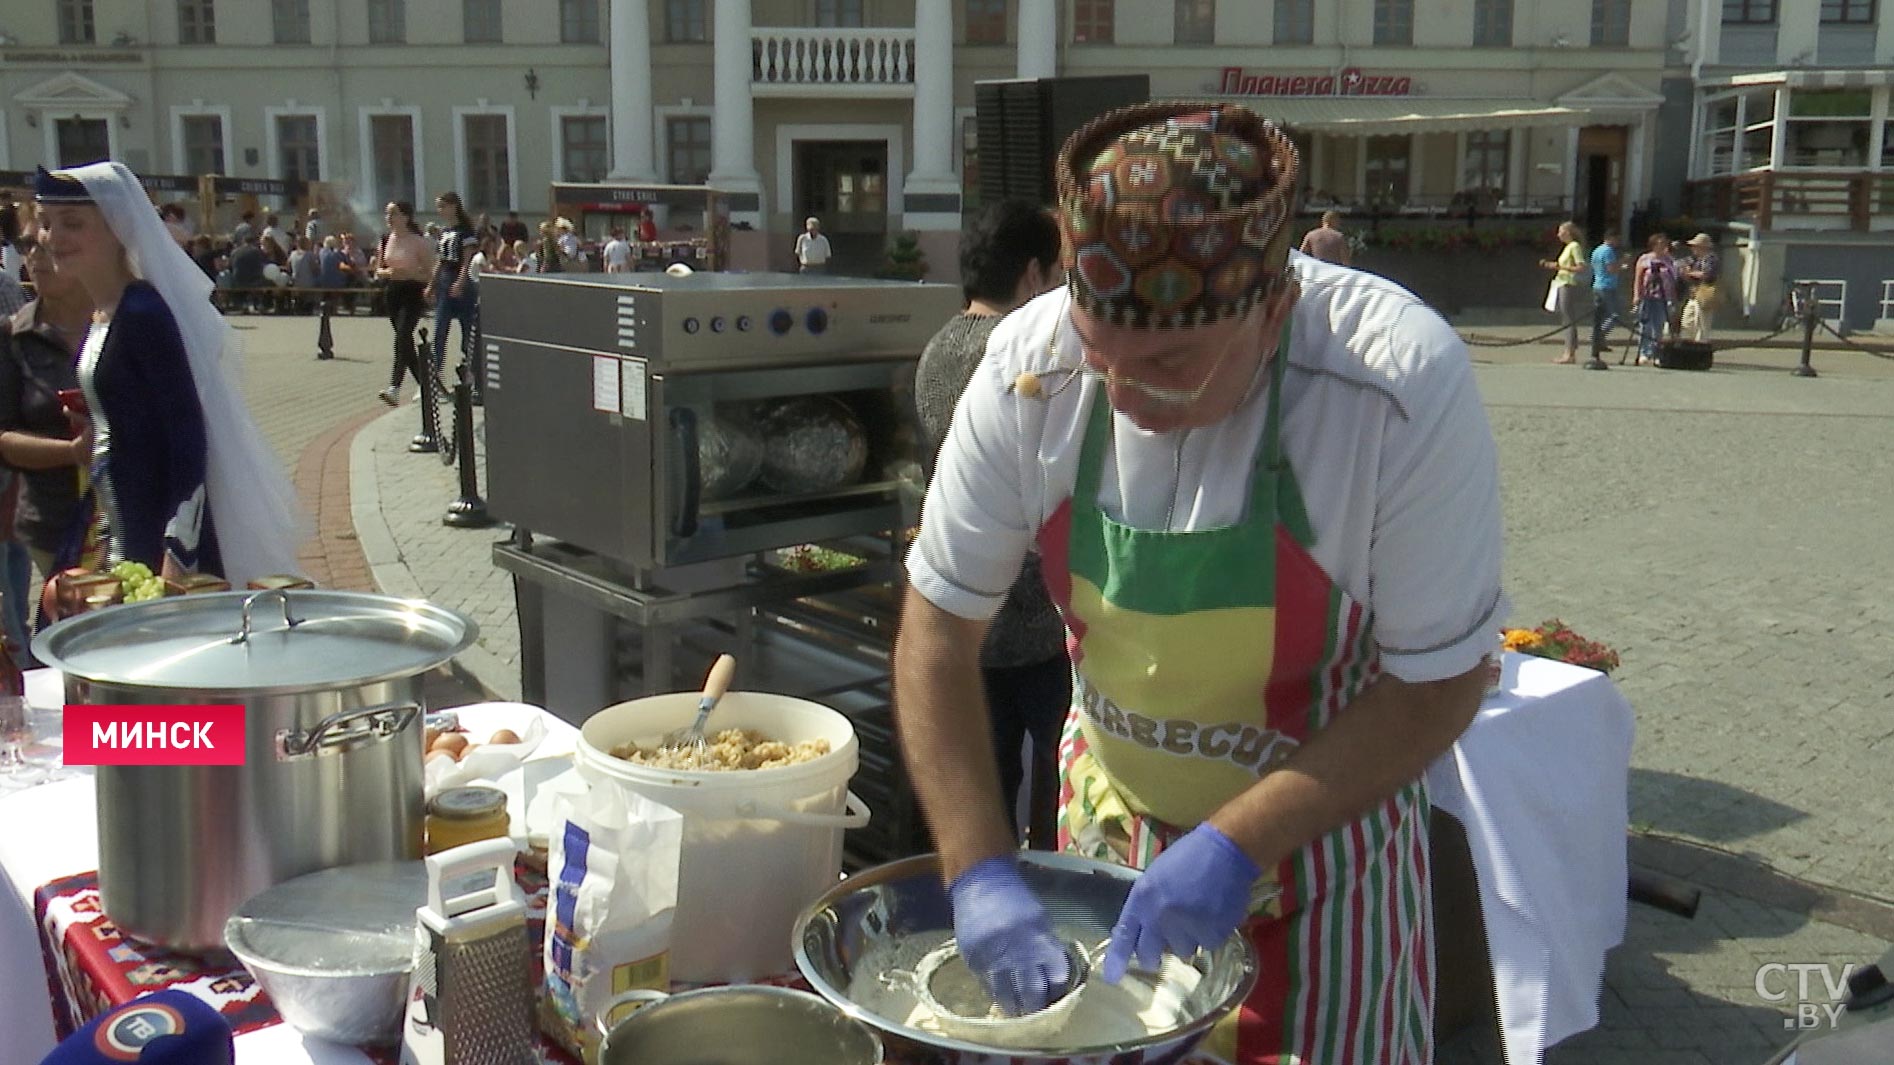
[1793,284,1819,378]
[410,326,440,453]
[315,295,334,360]
[443,375,494,528]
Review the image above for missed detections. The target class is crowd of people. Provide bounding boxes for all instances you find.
[1543,223,1721,365]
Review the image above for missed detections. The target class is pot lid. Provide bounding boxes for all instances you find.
[33,590,479,694]
[225,861,426,977]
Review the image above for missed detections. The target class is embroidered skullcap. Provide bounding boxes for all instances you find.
[1056,102,1300,330]
[34,166,93,205]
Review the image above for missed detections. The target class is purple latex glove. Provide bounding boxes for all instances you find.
[949,856,1074,1016]
[1102,822,1261,984]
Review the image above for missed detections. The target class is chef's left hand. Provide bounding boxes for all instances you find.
[1102,822,1260,984]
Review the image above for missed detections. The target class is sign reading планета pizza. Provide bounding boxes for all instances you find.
[1219,66,1414,97]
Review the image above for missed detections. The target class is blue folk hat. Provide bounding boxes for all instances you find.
[34,166,93,205]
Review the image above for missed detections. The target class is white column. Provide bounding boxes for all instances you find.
[1769,85,1791,168]
[1506,127,1526,203]
[1776,0,1820,65]
[608,0,659,182]
[709,0,762,222]
[1625,115,1647,238]
[904,0,959,228]
[1018,0,1057,79]
[1564,126,1580,212]
[1878,6,1894,63]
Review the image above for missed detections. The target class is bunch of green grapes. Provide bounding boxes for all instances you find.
[110,561,167,602]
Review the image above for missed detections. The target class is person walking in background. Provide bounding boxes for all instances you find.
[226,230,268,312]
[1589,232,1626,356]
[913,200,1070,850]
[555,218,584,273]
[535,220,564,274]
[1298,210,1351,266]
[0,231,90,649]
[1678,233,1720,344]
[1632,233,1678,366]
[375,201,434,408]
[1540,221,1587,364]
[498,210,528,248]
[424,191,480,443]
[288,235,319,314]
[795,217,832,274]
[602,227,632,273]
[303,207,323,245]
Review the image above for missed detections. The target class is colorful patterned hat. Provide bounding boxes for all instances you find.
[1056,102,1300,330]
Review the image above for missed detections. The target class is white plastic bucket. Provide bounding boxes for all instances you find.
[576,691,871,984]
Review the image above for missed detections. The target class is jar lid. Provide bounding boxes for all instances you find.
[32,589,477,695]
[430,785,507,821]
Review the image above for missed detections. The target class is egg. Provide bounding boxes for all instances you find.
[489,728,521,746]
[424,727,442,750]
[433,733,470,759]
[425,749,457,769]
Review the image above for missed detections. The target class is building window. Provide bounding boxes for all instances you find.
[1722,0,1776,23]
[464,0,502,42]
[370,114,417,207]
[966,0,1006,43]
[561,0,601,42]
[562,115,609,184]
[667,117,712,185]
[1821,0,1874,22]
[1373,0,1413,45]
[272,0,310,42]
[1175,0,1215,43]
[1472,0,1511,45]
[1590,0,1630,46]
[1785,89,1873,167]
[1274,0,1313,43]
[368,0,406,43]
[178,0,216,43]
[1074,0,1113,43]
[815,0,864,26]
[56,118,110,167]
[1364,135,1410,206]
[181,115,225,174]
[962,116,981,211]
[1461,131,1508,194]
[58,0,95,44]
[463,114,511,211]
[666,0,707,41]
[277,115,321,182]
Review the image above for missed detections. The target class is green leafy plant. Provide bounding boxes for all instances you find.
[877,231,929,281]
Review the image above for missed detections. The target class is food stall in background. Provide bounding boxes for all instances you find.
[547,182,731,272]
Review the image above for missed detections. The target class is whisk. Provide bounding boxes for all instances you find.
[658,654,738,753]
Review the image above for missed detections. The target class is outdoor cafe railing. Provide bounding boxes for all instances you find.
[1683,171,1894,232]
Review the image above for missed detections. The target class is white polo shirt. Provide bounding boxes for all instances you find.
[908,252,1508,685]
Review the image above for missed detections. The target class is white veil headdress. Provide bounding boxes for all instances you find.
[66,161,307,583]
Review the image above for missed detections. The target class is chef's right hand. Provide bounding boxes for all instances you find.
[949,856,1072,1016]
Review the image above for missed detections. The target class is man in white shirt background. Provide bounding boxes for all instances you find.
[602,227,633,274]
[794,216,832,274]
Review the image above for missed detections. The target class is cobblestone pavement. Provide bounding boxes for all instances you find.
[226,312,1894,1063]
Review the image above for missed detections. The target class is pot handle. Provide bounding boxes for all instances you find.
[597,988,671,1039]
[277,702,419,762]
[230,588,301,645]
[733,789,871,828]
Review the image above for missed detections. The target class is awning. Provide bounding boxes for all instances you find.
[1701,69,1894,90]
[1198,96,1604,134]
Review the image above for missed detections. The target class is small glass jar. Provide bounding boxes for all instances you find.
[426,785,511,855]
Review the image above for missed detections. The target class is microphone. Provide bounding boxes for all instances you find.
[39,990,234,1065]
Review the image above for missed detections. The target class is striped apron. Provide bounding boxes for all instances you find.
[1036,332,1434,1064]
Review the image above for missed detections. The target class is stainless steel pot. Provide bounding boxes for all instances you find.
[596,986,883,1065]
[34,589,477,950]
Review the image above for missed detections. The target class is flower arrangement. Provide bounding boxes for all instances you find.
[1501,619,1621,674]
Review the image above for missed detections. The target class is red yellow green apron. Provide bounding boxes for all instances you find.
[1035,333,1433,1064]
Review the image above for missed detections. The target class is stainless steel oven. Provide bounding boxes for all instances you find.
[480,272,963,571]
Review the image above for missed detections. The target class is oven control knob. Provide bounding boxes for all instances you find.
[710,316,727,333]
[805,308,830,335]
[769,309,794,335]
[736,315,753,332]
[683,317,701,334]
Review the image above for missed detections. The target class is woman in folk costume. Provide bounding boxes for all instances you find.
[894,102,1507,1063]
[36,163,302,590]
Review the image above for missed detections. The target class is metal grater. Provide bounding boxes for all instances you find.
[399,838,537,1065]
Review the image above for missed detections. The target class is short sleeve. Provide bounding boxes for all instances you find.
[906,344,1036,623]
[1368,309,1509,683]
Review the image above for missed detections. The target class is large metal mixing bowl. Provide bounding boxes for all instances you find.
[794,852,1258,1065]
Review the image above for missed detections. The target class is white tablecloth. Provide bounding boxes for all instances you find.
[0,655,1630,1065]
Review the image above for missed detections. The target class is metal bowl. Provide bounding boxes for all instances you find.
[224,861,424,1046]
[794,852,1258,1065]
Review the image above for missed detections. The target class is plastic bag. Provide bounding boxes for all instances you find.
[542,778,683,1060]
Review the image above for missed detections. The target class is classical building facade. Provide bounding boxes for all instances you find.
[2,1,1884,288]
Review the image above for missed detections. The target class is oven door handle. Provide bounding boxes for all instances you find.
[669,406,701,539]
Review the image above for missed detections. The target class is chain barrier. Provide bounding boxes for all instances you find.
[1815,318,1894,362]
[1456,323,1577,348]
